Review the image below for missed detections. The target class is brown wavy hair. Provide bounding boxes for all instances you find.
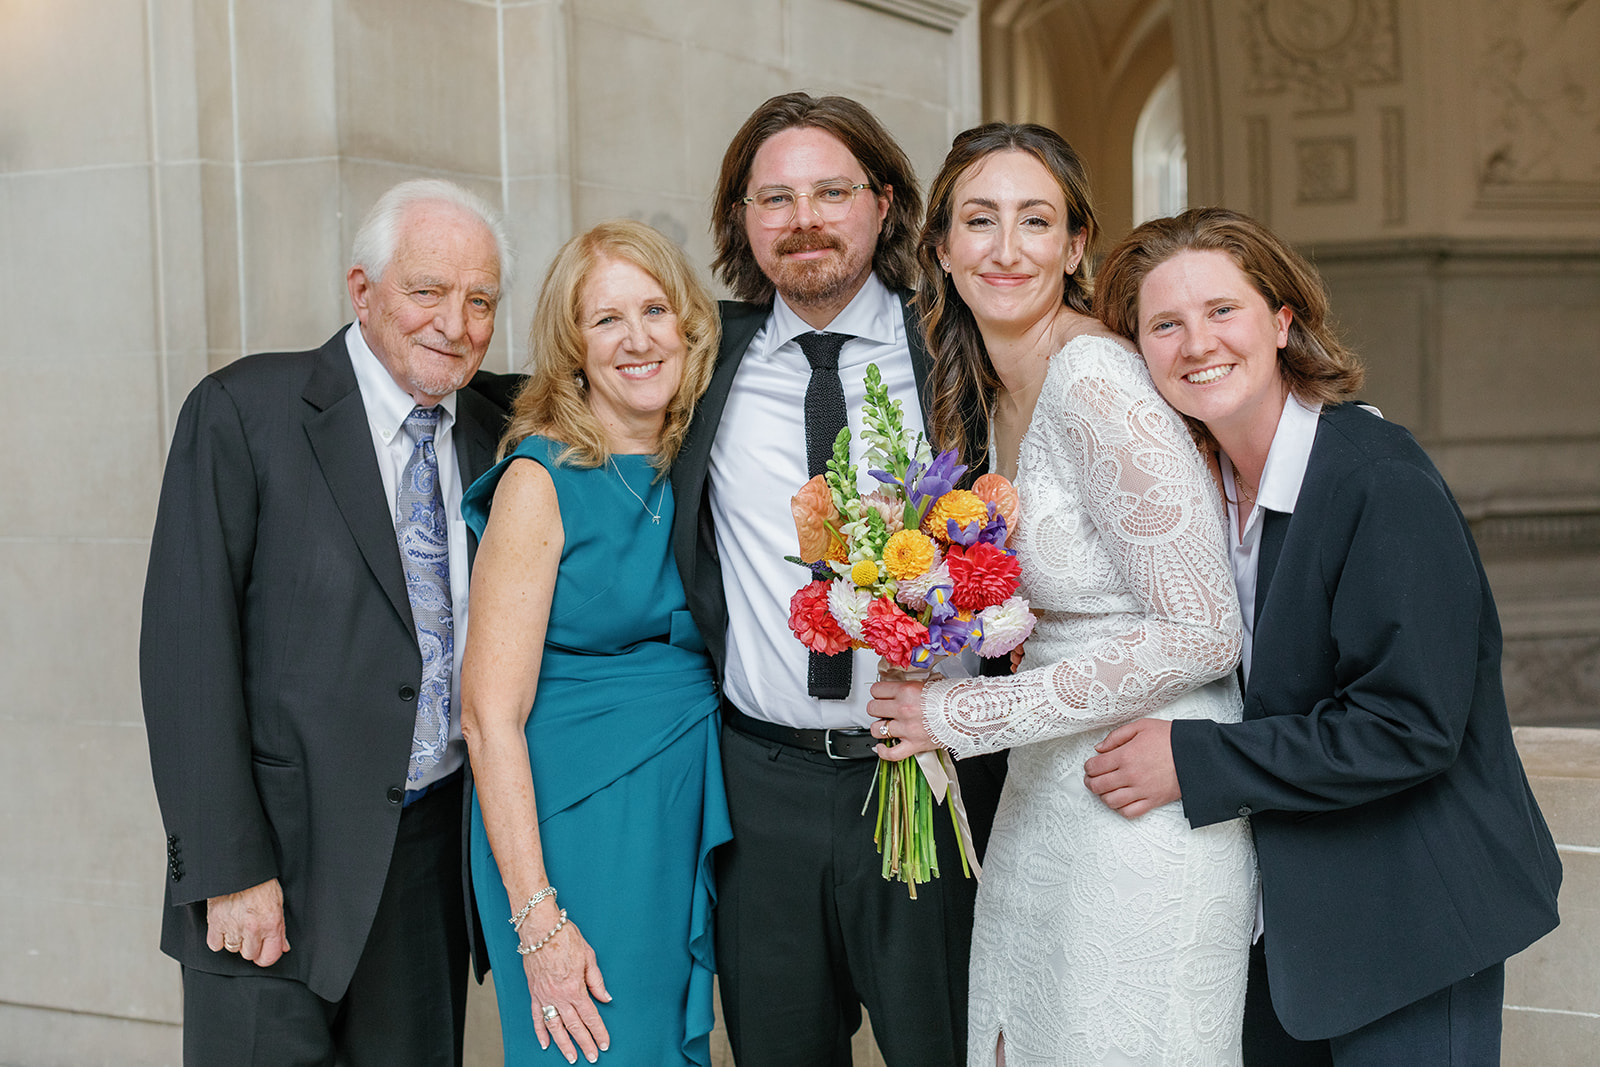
[916,123,1099,476]
[712,92,922,303]
[500,219,719,472]
[1094,207,1365,448]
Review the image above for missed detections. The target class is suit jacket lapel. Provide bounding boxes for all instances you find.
[302,330,414,629]
[452,385,504,567]
[1255,508,1290,625]
[898,290,934,426]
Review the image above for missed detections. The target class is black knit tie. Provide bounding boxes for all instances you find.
[798,331,854,700]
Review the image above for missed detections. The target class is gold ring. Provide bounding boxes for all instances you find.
[542,1004,559,1023]
[224,940,241,952]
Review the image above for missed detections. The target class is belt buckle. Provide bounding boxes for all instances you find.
[824,729,849,760]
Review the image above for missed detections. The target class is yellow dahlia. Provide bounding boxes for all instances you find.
[882,529,936,581]
[922,489,988,543]
[850,559,881,587]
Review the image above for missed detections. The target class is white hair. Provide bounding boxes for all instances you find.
[350,179,513,285]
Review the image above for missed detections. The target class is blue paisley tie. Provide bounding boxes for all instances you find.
[395,406,452,783]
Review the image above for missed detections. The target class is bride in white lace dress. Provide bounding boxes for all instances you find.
[868,125,1256,1066]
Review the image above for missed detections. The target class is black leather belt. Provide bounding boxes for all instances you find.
[722,702,879,760]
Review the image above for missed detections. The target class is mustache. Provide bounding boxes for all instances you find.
[772,231,844,256]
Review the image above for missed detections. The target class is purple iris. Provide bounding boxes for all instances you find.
[925,614,975,656]
[925,583,956,623]
[907,449,967,513]
[947,504,1009,547]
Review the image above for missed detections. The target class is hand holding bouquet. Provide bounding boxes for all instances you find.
[785,364,1035,895]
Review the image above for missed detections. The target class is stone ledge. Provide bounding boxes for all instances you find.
[1515,726,1600,780]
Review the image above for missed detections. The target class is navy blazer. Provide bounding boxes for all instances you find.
[140,328,509,998]
[1170,402,1561,1039]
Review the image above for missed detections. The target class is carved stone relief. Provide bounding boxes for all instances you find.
[1381,106,1406,225]
[1243,0,1401,113]
[1476,0,1600,203]
[1296,136,1357,202]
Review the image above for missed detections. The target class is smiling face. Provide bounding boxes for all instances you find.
[937,150,1086,336]
[577,256,687,444]
[1136,249,1293,449]
[348,200,500,405]
[744,126,890,320]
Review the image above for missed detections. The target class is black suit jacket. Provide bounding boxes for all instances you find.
[139,327,508,999]
[1170,402,1561,1040]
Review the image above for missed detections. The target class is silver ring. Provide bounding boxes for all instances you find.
[224,940,241,952]
[542,1004,560,1023]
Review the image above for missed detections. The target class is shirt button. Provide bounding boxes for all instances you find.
[1238,805,1253,817]
[387,787,404,805]
[399,685,416,701]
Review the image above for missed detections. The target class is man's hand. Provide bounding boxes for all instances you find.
[1083,718,1180,818]
[206,877,289,967]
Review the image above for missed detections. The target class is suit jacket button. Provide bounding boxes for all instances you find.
[387,787,404,805]
[1238,805,1253,817]
[399,685,416,701]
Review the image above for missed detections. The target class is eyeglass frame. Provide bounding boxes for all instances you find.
[738,182,873,227]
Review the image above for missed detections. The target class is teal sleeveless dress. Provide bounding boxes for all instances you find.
[462,435,731,1065]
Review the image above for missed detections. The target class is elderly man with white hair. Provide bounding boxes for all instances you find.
[141,179,515,1066]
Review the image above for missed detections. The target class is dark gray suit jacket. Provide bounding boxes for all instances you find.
[139,327,506,999]
[1171,402,1561,1039]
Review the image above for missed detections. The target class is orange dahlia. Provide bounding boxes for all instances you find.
[882,529,936,581]
[788,580,852,655]
[947,542,1022,611]
[922,489,988,543]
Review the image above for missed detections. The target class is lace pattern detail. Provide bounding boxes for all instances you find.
[923,337,1242,758]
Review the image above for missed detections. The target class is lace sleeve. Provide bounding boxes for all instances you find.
[922,345,1243,757]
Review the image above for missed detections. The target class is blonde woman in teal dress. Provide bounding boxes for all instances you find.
[460,219,728,1065]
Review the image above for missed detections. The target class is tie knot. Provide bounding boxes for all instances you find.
[402,405,442,445]
[796,331,851,371]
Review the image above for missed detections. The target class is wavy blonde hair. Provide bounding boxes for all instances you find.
[500,219,719,471]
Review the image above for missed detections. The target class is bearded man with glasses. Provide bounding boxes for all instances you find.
[671,92,1007,1066]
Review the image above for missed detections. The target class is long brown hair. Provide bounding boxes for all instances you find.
[1095,207,1364,448]
[917,123,1099,475]
[501,219,719,472]
[711,92,922,303]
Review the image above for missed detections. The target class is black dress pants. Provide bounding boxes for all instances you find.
[714,723,977,1067]
[181,776,470,1067]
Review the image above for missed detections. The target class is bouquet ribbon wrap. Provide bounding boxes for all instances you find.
[878,662,983,882]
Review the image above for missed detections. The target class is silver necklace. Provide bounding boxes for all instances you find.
[609,456,666,524]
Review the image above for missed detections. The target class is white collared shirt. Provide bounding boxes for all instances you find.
[346,324,470,785]
[1222,393,1323,685]
[708,273,928,730]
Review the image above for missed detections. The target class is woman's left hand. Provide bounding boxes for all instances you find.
[867,679,937,761]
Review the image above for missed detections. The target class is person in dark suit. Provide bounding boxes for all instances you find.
[139,179,514,1066]
[1083,207,1562,1065]
[668,92,1002,1066]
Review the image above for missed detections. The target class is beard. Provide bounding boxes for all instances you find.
[767,231,874,309]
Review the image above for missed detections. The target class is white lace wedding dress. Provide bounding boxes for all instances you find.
[923,335,1257,1066]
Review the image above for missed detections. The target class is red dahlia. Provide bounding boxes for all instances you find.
[947,542,1021,611]
[860,596,930,670]
[788,580,852,656]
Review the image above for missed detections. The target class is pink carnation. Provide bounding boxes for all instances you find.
[859,596,930,670]
[789,580,852,656]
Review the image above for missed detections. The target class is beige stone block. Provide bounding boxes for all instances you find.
[501,2,568,179]
[464,972,504,1067]
[570,17,688,194]
[576,0,785,66]
[148,0,201,162]
[1502,1006,1600,1067]
[0,1002,181,1067]
[239,159,348,354]
[1317,270,1426,432]
[792,0,951,106]
[233,0,338,161]
[0,541,148,713]
[0,0,150,171]
[1504,850,1600,1015]
[200,161,243,366]
[1437,269,1600,441]
[335,0,502,176]
[7,363,163,538]
[193,0,236,162]
[155,161,211,357]
[682,52,792,207]
[0,714,172,1019]
[499,176,574,372]
[572,183,714,295]
[5,166,158,358]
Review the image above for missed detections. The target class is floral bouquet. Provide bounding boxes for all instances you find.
[786,364,1035,896]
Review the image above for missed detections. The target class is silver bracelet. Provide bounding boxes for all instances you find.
[509,886,557,932]
[516,908,568,956]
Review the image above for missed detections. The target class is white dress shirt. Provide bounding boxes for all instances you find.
[346,324,470,785]
[1222,391,1321,941]
[709,273,928,730]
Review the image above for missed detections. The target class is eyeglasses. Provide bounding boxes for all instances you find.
[739,182,872,226]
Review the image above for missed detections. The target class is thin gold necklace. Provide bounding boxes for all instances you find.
[1232,463,1259,510]
[609,456,665,524]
